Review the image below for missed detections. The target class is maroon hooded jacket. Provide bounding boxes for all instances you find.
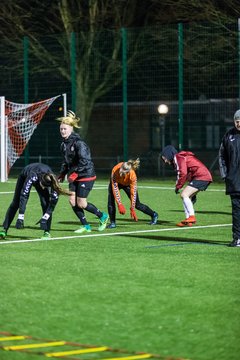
[174,151,212,190]
[161,145,213,190]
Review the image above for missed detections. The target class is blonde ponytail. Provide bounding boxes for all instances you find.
[127,158,140,171]
[41,173,71,196]
[121,158,140,173]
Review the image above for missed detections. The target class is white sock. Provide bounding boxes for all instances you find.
[183,201,190,218]
[183,197,195,218]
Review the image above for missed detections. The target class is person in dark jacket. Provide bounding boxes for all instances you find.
[57,110,109,234]
[0,163,69,240]
[219,109,240,247]
[161,145,212,227]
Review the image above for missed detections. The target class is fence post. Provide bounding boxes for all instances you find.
[121,27,128,161]
[23,36,29,165]
[178,23,184,150]
[71,32,76,113]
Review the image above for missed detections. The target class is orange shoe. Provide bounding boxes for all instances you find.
[176,215,196,227]
[176,221,193,227]
[183,215,196,224]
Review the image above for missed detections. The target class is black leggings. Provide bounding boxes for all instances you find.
[230,194,240,240]
[107,182,154,222]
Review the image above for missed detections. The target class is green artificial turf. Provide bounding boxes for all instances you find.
[0,178,239,360]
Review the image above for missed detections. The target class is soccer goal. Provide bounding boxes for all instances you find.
[0,94,67,182]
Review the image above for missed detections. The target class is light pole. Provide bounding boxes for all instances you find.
[157,104,169,176]
[157,104,169,150]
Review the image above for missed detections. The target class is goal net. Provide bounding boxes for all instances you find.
[0,95,64,182]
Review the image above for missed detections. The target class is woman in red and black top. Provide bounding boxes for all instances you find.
[161,145,212,227]
[57,110,109,234]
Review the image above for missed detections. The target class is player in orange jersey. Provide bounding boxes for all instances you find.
[107,158,158,228]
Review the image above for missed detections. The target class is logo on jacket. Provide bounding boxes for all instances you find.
[81,183,86,188]
[229,135,235,142]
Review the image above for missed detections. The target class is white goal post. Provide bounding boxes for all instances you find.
[0,98,6,182]
[0,93,67,182]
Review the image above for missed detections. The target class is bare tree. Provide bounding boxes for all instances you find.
[0,0,154,137]
[149,0,240,24]
[0,0,239,136]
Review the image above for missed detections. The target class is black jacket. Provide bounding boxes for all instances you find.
[59,133,96,179]
[219,127,240,194]
[19,163,58,214]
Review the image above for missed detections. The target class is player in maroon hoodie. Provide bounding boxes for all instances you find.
[161,145,213,226]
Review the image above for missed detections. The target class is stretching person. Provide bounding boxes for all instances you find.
[107,158,158,228]
[161,145,212,227]
[0,163,69,239]
[57,110,109,234]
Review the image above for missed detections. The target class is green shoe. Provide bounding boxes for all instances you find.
[0,231,6,240]
[98,213,109,231]
[74,224,91,234]
[41,231,51,239]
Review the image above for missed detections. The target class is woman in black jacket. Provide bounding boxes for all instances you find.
[0,163,69,240]
[57,110,109,234]
[219,109,240,247]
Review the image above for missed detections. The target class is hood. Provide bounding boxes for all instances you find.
[161,145,178,161]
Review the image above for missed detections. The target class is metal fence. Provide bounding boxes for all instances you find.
[0,21,239,177]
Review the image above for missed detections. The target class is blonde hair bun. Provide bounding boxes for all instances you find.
[56,110,81,128]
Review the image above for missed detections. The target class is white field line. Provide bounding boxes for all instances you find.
[0,223,231,245]
[0,185,225,195]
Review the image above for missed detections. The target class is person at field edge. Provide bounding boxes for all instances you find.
[161,145,212,227]
[219,109,240,247]
[0,163,70,240]
[107,158,158,228]
[57,110,109,234]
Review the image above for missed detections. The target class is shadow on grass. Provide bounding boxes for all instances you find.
[58,218,172,227]
[123,233,229,246]
[170,209,232,216]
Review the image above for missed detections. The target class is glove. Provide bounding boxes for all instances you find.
[57,174,65,183]
[117,203,126,215]
[16,219,24,229]
[36,213,50,231]
[175,188,180,194]
[39,218,48,231]
[130,208,138,221]
[68,172,78,183]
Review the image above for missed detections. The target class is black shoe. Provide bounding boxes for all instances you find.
[15,219,24,229]
[228,239,240,247]
[149,212,158,225]
[107,222,116,229]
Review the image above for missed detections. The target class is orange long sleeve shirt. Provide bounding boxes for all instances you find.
[111,162,137,209]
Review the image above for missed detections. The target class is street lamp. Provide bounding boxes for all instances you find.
[157,104,169,150]
[157,104,169,176]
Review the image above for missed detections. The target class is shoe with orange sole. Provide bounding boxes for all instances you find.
[176,215,196,227]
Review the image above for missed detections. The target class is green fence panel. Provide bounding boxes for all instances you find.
[0,22,239,177]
